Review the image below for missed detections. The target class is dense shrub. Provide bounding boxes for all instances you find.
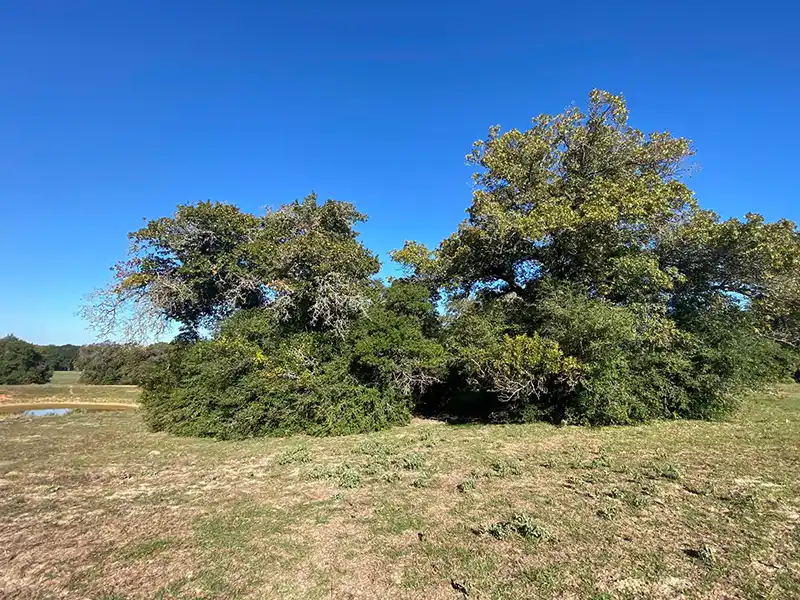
[141,334,408,439]
[141,284,445,439]
[0,335,53,384]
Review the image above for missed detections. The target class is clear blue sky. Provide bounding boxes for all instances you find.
[1,1,797,345]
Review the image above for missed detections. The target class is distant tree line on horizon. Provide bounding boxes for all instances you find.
[74,342,170,384]
[38,343,80,371]
[0,336,169,385]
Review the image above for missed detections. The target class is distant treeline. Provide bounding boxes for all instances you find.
[37,344,80,371]
[0,335,168,385]
[75,343,170,385]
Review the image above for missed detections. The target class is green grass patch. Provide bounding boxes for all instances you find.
[117,539,172,560]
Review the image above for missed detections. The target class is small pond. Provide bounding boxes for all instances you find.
[25,408,73,417]
[0,403,137,415]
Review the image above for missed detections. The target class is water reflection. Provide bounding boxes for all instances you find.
[24,408,74,417]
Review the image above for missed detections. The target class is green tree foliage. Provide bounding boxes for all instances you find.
[84,194,381,342]
[37,344,80,371]
[76,343,169,385]
[95,195,444,438]
[396,90,800,424]
[0,335,53,384]
[91,92,800,434]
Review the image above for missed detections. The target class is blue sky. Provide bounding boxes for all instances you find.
[1,0,798,345]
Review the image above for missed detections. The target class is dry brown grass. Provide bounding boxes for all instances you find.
[1,386,799,599]
[0,378,141,408]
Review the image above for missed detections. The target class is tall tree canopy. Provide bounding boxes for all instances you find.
[394,89,697,300]
[395,90,800,424]
[84,193,379,342]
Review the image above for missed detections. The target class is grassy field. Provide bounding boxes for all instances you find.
[1,386,798,599]
[0,371,141,410]
[50,371,83,385]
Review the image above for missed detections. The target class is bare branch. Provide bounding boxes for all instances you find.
[309,273,372,339]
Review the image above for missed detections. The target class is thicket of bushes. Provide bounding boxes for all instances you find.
[86,90,800,438]
[142,283,444,437]
[0,336,53,384]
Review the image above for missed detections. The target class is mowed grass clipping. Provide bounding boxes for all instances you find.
[1,386,799,599]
